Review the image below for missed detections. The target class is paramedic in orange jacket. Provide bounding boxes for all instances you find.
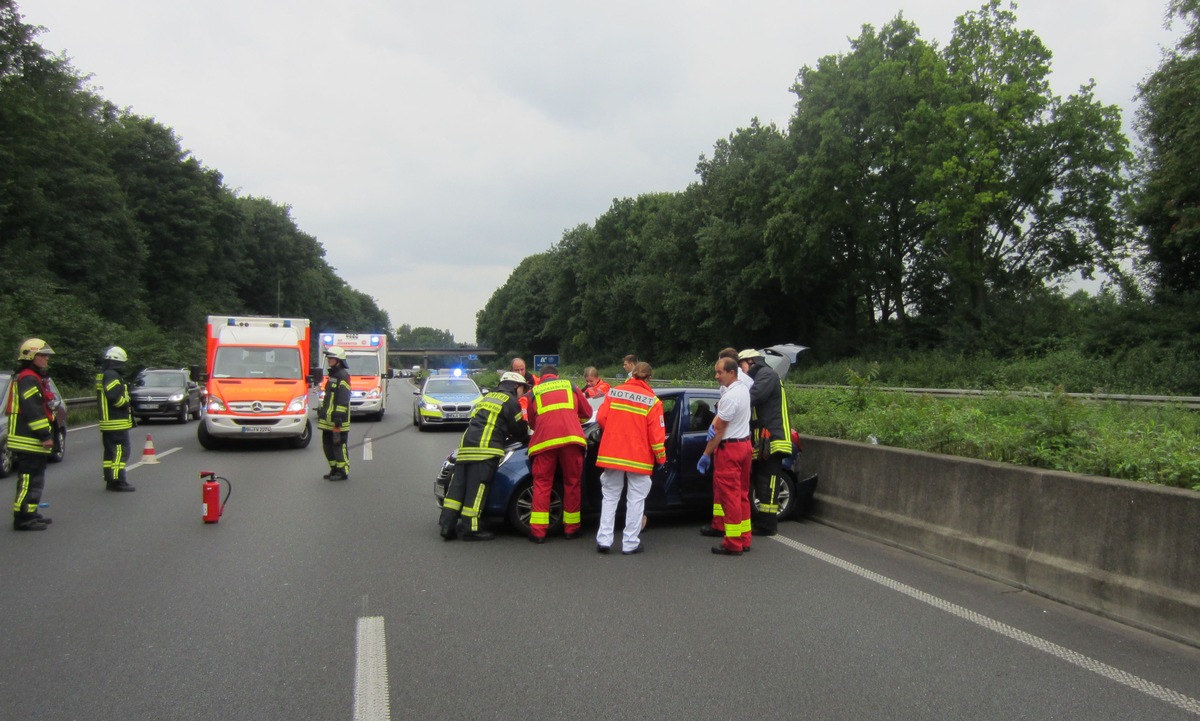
[525,365,593,542]
[594,362,666,555]
[582,366,611,399]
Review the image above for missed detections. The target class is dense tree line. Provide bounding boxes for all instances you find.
[0,0,390,387]
[477,1,1200,376]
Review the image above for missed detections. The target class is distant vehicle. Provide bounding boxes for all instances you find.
[131,368,204,423]
[317,332,389,421]
[0,370,68,477]
[196,316,319,449]
[412,375,483,431]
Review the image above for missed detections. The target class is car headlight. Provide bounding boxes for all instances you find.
[421,401,441,412]
[169,393,184,402]
[287,394,308,412]
[366,388,381,399]
[207,397,227,412]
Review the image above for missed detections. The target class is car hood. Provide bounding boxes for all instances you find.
[761,343,808,381]
[132,386,182,395]
[422,393,480,403]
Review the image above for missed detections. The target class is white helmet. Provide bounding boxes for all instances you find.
[737,348,764,361]
[104,346,128,362]
[499,371,528,386]
[325,346,347,361]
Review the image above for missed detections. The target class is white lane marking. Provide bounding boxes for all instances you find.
[772,535,1200,716]
[354,616,391,721]
[363,438,373,461]
[128,447,181,470]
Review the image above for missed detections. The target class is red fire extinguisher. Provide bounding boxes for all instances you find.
[201,471,232,523]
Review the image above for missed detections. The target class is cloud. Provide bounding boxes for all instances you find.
[21,0,1179,344]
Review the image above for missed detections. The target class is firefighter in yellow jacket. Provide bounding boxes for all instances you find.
[96,346,136,492]
[318,346,352,480]
[10,339,58,530]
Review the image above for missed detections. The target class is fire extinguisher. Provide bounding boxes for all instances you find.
[201,471,232,523]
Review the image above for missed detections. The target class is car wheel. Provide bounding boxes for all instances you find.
[197,421,219,450]
[177,404,189,424]
[288,420,313,449]
[416,414,427,432]
[506,478,563,535]
[772,470,797,520]
[49,426,65,463]
[0,440,12,478]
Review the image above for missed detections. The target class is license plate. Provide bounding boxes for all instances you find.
[446,412,467,419]
[139,403,159,410]
[240,426,271,434]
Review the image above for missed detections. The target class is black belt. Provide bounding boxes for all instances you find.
[719,437,749,446]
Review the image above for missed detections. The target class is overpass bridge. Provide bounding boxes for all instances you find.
[388,347,496,370]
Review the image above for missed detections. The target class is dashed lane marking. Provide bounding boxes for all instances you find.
[772,535,1200,716]
[354,616,391,721]
[363,438,373,461]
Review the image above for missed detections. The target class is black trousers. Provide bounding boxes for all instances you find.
[322,429,349,475]
[12,452,48,519]
[752,453,785,533]
[438,458,498,532]
[102,429,131,484]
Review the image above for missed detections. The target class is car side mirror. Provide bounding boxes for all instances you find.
[191,364,207,383]
[412,388,420,396]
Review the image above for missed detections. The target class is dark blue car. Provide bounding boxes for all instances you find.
[433,345,817,535]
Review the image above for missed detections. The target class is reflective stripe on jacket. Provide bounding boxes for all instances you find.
[456,390,528,462]
[8,367,53,454]
[526,375,591,455]
[318,366,352,430]
[96,368,133,431]
[594,377,666,474]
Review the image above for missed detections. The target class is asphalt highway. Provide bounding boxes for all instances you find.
[1,380,1197,721]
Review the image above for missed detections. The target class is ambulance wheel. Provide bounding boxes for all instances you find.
[288,421,313,449]
[198,422,219,450]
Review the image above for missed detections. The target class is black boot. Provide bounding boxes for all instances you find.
[439,523,458,541]
[14,516,48,531]
[106,481,136,492]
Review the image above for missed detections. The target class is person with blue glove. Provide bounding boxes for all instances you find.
[697,357,753,555]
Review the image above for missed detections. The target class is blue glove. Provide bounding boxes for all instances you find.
[697,454,712,474]
[706,425,716,441]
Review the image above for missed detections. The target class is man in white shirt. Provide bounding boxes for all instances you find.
[697,357,753,555]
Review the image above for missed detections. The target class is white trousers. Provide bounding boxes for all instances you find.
[596,468,651,553]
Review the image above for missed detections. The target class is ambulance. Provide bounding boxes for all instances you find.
[317,332,389,420]
[196,316,317,449]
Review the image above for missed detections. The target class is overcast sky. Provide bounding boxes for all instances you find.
[20,1,1179,343]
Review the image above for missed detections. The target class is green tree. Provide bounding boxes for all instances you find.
[1133,0,1200,295]
[924,1,1130,339]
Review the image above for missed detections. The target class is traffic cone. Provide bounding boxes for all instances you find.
[141,434,159,464]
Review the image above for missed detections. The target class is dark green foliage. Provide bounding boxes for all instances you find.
[0,1,389,388]
[1133,0,1200,295]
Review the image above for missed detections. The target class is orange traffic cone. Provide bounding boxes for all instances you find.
[141,434,159,464]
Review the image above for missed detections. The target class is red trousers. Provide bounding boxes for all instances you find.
[530,444,584,537]
[713,440,753,551]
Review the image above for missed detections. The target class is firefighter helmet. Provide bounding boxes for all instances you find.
[104,346,128,362]
[18,338,55,361]
[499,371,529,387]
[737,348,764,361]
[325,346,347,361]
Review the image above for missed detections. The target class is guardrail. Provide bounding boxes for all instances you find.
[794,384,1200,410]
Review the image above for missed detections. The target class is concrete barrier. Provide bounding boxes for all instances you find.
[800,436,1200,648]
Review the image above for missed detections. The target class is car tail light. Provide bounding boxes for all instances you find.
[791,429,803,452]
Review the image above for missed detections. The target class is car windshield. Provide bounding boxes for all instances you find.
[424,379,479,395]
[343,354,381,376]
[136,371,185,388]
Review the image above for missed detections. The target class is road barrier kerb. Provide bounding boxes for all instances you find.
[801,435,1200,649]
